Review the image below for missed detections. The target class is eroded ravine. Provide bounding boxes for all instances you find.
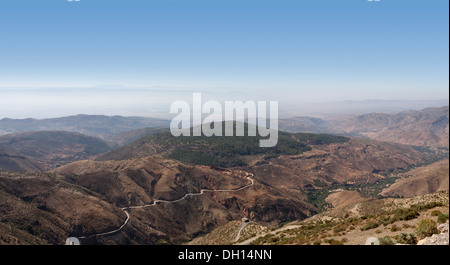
[77,171,255,241]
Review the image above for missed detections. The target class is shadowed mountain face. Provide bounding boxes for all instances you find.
[280,106,449,147]
[0,131,113,170]
[0,115,170,140]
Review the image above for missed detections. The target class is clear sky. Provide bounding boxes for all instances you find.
[0,0,448,118]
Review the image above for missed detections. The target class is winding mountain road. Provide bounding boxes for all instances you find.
[124,172,254,210]
[77,171,254,240]
[79,211,130,239]
[235,221,250,243]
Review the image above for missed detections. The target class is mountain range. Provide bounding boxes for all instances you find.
[0,114,170,140]
[1,105,448,148]
[279,106,449,147]
[0,105,448,245]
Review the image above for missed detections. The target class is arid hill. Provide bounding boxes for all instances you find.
[325,191,368,210]
[0,155,315,245]
[232,191,449,246]
[380,159,449,198]
[52,156,314,242]
[0,171,125,245]
[188,190,449,245]
[240,138,433,190]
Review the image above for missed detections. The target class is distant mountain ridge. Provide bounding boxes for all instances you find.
[0,114,170,140]
[1,106,447,147]
[280,106,449,147]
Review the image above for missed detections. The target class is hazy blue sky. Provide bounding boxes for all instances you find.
[0,0,448,118]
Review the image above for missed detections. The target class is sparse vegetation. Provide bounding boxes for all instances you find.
[415,219,439,239]
[378,236,395,245]
[327,238,344,245]
[246,191,448,246]
[360,222,380,231]
[390,224,400,232]
[437,214,449,224]
[431,210,443,216]
[394,233,417,245]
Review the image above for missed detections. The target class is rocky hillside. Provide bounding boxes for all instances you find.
[239,138,438,197]
[187,155,450,246]
[194,191,448,245]
[0,155,315,245]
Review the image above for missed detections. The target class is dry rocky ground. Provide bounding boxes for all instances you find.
[417,220,449,245]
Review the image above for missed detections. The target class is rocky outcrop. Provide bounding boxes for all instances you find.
[417,221,449,245]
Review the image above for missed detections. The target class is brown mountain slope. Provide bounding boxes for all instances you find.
[0,155,314,245]
[0,172,125,245]
[380,159,449,198]
[98,132,443,226]
[325,191,368,210]
[240,138,432,191]
[232,191,449,246]
[0,148,45,173]
[52,156,314,243]
[97,127,438,199]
